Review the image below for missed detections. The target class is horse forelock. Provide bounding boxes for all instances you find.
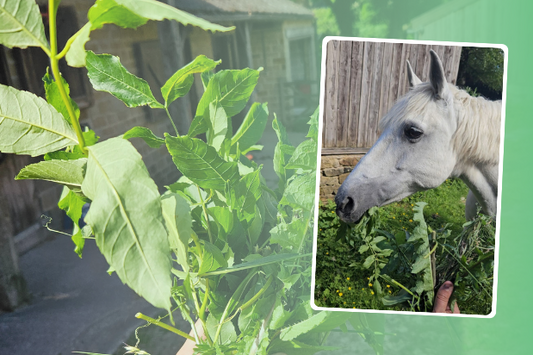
[378,83,501,166]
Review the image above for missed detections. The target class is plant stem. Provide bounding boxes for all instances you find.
[135,313,195,341]
[199,280,209,321]
[56,22,88,59]
[197,186,213,244]
[48,0,87,154]
[165,107,180,136]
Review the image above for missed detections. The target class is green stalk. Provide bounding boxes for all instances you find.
[165,107,180,136]
[49,0,86,154]
[135,313,195,341]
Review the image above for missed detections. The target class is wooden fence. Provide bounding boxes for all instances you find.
[322,40,462,153]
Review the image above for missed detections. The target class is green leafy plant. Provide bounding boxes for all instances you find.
[315,182,495,315]
[1,1,385,353]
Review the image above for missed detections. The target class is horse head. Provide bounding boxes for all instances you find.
[336,50,461,224]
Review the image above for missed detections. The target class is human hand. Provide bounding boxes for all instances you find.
[433,281,460,314]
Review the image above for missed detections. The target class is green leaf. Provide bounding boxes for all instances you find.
[188,68,262,137]
[200,253,308,277]
[280,174,316,211]
[16,158,87,192]
[81,137,172,311]
[231,103,268,151]
[306,108,319,140]
[86,51,163,108]
[66,0,233,67]
[381,289,412,305]
[363,255,376,269]
[43,71,80,125]
[65,23,92,68]
[358,245,369,253]
[123,126,165,148]
[270,217,307,251]
[206,101,229,152]
[280,311,328,341]
[206,313,237,345]
[0,84,79,156]
[229,169,262,223]
[0,0,49,49]
[161,55,220,106]
[165,134,239,191]
[58,187,87,257]
[161,192,192,272]
[285,139,317,171]
[208,206,234,234]
[198,241,227,276]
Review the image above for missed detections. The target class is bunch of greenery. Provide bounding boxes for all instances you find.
[315,180,494,315]
[0,0,389,354]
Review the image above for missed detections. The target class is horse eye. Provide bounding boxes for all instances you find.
[404,126,423,141]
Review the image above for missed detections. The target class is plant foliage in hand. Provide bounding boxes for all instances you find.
[314,182,495,315]
[0,0,374,353]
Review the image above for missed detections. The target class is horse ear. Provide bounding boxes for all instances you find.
[429,50,450,100]
[406,60,421,87]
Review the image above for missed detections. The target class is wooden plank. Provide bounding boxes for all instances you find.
[450,46,462,84]
[378,42,394,122]
[417,44,431,82]
[398,43,412,98]
[323,40,339,148]
[357,41,373,147]
[365,42,384,146]
[387,43,403,111]
[336,41,353,147]
[408,43,420,78]
[321,147,370,155]
[347,41,364,147]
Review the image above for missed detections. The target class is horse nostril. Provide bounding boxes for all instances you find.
[338,196,355,215]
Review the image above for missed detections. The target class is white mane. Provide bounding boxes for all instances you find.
[379,83,501,166]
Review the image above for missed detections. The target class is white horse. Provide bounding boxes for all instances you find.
[336,50,501,224]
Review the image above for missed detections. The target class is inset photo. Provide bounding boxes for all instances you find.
[311,38,507,317]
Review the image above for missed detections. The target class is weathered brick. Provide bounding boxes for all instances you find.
[320,176,339,186]
[321,156,340,169]
[323,167,345,177]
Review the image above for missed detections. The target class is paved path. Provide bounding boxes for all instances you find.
[0,233,187,355]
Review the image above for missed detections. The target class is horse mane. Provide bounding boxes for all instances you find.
[379,82,501,166]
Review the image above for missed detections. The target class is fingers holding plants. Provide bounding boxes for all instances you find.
[433,281,460,314]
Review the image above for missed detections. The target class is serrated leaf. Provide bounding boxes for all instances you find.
[161,192,192,272]
[165,134,239,191]
[285,139,317,171]
[306,108,319,140]
[200,253,307,277]
[280,311,328,341]
[206,313,237,345]
[0,0,48,49]
[161,55,220,106]
[43,71,80,125]
[0,84,78,156]
[81,137,172,311]
[231,102,268,151]
[123,126,165,148]
[86,51,163,108]
[189,68,262,137]
[16,158,86,192]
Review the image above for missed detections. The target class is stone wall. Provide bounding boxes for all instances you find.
[319,154,365,204]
